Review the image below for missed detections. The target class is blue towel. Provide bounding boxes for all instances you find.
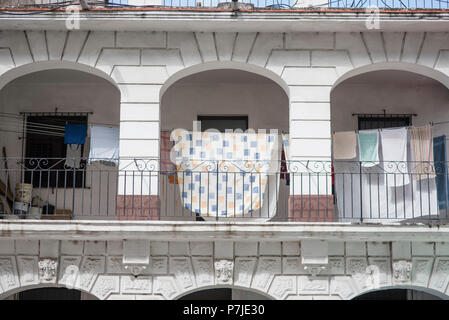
[433,135,449,210]
[64,123,87,145]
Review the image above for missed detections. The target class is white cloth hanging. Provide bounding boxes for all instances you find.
[379,127,409,187]
[335,125,438,221]
[88,126,120,165]
[64,144,82,169]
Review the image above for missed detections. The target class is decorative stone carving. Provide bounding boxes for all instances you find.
[269,276,296,300]
[252,257,281,292]
[121,276,152,294]
[79,256,105,291]
[192,257,214,286]
[214,259,234,284]
[154,276,178,300]
[169,257,195,291]
[234,258,256,287]
[322,258,345,275]
[91,275,119,300]
[58,256,81,288]
[283,257,306,275]
[330,277,357,300]
[0,257,19,292]
[429,258,449,291]
[38,258,58,283]
[106,256,127,274]
[346,257,369,291]
[150,257,168,274]
[298,276,329,295]
[368,258,391,287]
[303,264,327,277]
[412,257,433,287]
[17,256,38,286]
[123,264,147,276]
[393,260,412,283]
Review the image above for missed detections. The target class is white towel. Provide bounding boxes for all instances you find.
[379,127,409,187]
[88,126,120,165]
[64,144,82,169]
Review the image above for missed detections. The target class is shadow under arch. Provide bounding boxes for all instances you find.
[0,60,120,93]
[331,61,449,92]
[159,61,291,101]
[0,283,100,300]
[352,285,449,300]
[174,284,275,300]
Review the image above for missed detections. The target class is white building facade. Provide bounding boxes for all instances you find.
[1,2,449,300]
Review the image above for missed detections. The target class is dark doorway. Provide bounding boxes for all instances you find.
[180,288,232,300]
[353,288,442,300]
[18,287,82,300]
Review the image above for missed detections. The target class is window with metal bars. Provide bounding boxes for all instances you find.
[24,115,87,188]
[357,114,413,130]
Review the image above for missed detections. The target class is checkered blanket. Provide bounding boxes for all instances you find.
[171,130,278,217]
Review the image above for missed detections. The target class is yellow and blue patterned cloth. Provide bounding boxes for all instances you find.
[171,130,278,217]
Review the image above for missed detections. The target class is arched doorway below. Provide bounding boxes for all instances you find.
[179,288,270,300]
[3,287,98,300]
[353,288,443,300]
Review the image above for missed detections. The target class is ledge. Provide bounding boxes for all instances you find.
[1,220,449,241]
[1,10,449,32]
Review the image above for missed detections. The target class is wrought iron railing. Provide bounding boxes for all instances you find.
[0,157,448,223]
[328,0,449,9]
[0,0,300,9]
[1,0,448,9]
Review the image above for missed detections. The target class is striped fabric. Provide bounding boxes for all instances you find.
[409,125,436,180]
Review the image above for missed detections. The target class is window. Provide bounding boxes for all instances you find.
[358,115,412,130]
[24,115,87,188]
[197,116,248,132]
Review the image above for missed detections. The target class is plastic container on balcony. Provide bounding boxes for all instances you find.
[15,183,32,204]
[13,201,29,218]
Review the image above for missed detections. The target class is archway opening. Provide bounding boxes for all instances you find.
[178,287,271,300]
[353,288,444,300]
[159,68,290,221]
[331,69,449,222]
[3,287,98,300]
[0,68,121,220]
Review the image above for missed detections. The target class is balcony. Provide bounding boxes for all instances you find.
[1,157,447,223]
[0,0,448,10]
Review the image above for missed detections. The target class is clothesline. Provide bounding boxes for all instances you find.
[333,121,449,134]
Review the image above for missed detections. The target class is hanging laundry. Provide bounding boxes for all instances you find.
[409,125,436,180]
[64,123,87,145]
[160,130,177,184]
[64,144,82,169]
[333,131,357,159]
[358,131,379,167]
[379,127,409,187]
[433,135,449,210]
[88,126,120,165]
[171,129,278,218]
[280,133,290,185]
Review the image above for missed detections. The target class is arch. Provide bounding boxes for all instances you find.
[0,60,120,93]
[159,61,291,100]
[0,283,101,300]
[352,285,449,300]
[332,62,449,92]
[173,284,275,300]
